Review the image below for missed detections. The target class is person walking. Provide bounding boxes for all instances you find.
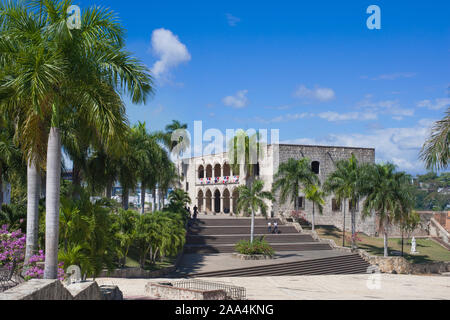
[273,221,279,234]
[268,221,272,233]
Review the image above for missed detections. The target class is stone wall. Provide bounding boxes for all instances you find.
[146,283,227,300]
[322,236,450,275]
[0,279,120,300]
[272,144,377,236]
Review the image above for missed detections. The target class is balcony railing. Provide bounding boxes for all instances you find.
[197,176,240,185]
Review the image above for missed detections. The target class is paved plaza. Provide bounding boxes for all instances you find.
[96,274,450,300]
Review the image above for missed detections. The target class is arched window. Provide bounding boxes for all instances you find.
[198,165,204,179]
[214,164,221,178]
[311,161,320,174]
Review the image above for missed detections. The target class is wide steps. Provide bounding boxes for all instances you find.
[194,219,282,227]
[189,225,298,235]
[185,254,370,277]
[184,243,332,254]
[186,234,316,245]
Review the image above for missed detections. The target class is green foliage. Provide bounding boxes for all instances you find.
[236,180,274,217]
[420,107,449,171]
[412,172,449,211]
[134,211,185,268]
[235,237,274,256]
[272,158,319,211]
[58,192,116,278]
[0,202,26,231]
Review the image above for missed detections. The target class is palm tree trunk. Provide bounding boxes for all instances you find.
[351,204,356,250]
[152,189,156,212]
[44,127,61,279]
[72,160,81,199]
[384,230,389,257]
[342,199,346,247]
[105,181,112,199]
[140,183,146,214]
[250,208,255,243]
[122,187,129,210]
[312,202,315,231]
[0,167,3,207]
[401,230,404,257]
[25,160,41,263]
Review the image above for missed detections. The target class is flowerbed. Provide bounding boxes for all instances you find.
[234,237,274,256]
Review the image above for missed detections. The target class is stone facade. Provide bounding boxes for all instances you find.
[179,143,377,236]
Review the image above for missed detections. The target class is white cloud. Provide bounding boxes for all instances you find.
[282,120,435,173]
[417,98,450,110]
[222,90,249,108]
[226,13,240,26]
[254,113,310,124]
[357,98,414,118]
[363,72,416,80]
[294,85,335,102]
[317,111,377,122]
[150,28,191,79]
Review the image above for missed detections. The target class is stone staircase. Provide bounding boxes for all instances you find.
[189,254,370,277]
[185,218,331,254]
[180,218,371,276]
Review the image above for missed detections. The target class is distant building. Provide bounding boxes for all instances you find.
[1,182,11,205]
[178,143,377,235]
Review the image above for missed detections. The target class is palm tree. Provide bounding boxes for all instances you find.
[304,184,325,231]
[420,107,449,171]
[163,120,190,185]
[272,158,319,214]
[168,188,191,208]
[361,163,414,257]
[324,154,363,250]
[1,1,153,278]
[227,130,265,185]
[236,180,274,243]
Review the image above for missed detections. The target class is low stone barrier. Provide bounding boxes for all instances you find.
[322,237,450,274]
[66,281,103,300]
[232,253,273,260]
[146,282,227,300]
[98,266,176,278]
[0,279,122,300]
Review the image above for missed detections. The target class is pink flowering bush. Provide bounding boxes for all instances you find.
[1,225,65,281]
[0,224,26,270]
[23,250,65,281]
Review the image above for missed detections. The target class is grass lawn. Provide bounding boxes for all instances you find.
[314,225,450,264]
[121,246,176,271]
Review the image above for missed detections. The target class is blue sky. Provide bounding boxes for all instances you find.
[76,0,449,174]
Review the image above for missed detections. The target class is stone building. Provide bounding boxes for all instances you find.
[178,143,377,235]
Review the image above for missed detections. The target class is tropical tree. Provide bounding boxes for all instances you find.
[324,154,364,250]
[304,184,325,231]
[236,180,274,243]
[111,208,137,267]
[0,0,153,278]
[420,107,449,171]
[168,188,191,209]
[360,163,415,257]
[397,210,420,256]
[227,129,265,184]
[162,120,189,185]
[272,158,319,214]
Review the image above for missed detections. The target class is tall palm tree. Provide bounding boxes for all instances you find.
[361,163,414,257]
[272,158,319,214]
[163,120,189,185]
[324,154,364,250]
[1,1,153,278]
[236,180,274,243]
[304,184,325,231]
[227,130,264,185]
[420,107,449,171]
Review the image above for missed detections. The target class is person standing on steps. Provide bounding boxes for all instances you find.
[193,205,198,221]
[268,221,272,233]
[273,221,278,234]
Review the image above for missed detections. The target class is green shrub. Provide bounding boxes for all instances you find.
[235,237,274,256]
